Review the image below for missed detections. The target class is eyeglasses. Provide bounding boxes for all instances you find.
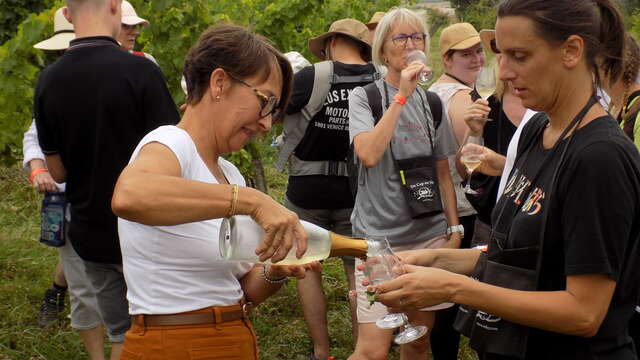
[227,72,280,120]
[390,32,427,47]
[122,24,141,31]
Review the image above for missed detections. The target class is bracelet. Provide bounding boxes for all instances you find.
[29,168,49,184]
[227,184,238,217]
[262,265,287,284]
[393,93,407,105]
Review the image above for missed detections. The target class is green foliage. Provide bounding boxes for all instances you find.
[631,8,640,39]
[0,3,64,166]
[0,0,57,45]
[457,0,498,31]
[0,0,412,171]
[425,8,451,37]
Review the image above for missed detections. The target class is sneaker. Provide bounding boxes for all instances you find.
[37,288,65,327]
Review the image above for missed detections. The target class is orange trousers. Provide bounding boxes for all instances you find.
[120,306,259,360]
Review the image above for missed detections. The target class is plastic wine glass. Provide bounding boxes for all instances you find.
[474,63,497,121]
[364,236,428,344]
[405,49,432,87]
[460,137,484,195]
[363,236,406,330]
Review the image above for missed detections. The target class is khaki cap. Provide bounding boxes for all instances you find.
[366,12,386,30]
[439,22,481,56]
[479,29,500,54]
[308,18,371,60]
[34,7,75,50]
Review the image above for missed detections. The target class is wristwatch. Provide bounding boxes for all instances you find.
[446,224,465,238]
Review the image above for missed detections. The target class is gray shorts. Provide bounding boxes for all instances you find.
[284,196,355,266]
[83,260,130,343]
[57,240,102,330]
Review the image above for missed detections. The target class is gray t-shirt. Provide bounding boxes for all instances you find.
[348,79,458,245]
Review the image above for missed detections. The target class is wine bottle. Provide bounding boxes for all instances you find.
[219,215,369,265]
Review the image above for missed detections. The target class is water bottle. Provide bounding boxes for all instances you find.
[40,192,66,247]
[219,215,370,265]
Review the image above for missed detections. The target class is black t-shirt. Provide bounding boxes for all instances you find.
[286,61,376,209]
[489,115,640,359]
[34,37,180,263]
[467,95,518,224]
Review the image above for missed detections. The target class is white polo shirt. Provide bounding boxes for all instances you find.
[118,126,252,315]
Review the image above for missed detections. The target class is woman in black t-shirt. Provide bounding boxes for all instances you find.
[369,1,640,359]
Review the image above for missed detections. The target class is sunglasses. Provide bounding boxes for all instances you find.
[227,72,281,120]
[122,24,142,31]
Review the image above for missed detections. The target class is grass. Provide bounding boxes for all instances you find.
[0,159,478,360]
[0,33,477,357]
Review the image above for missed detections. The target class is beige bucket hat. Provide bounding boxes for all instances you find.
[366,12,386,30]
[308,18,371,60]
[121,0,149,26]
[439,22,481,56]
[33,7,74,50]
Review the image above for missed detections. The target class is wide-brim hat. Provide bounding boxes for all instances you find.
[366,12,386,30]
[121,0,149,26]
[479,29,500,54]
[439,22,481,57]
[34,7,75,50]
[308,18,371,60]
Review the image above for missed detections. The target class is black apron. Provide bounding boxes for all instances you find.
[453,95,598,359]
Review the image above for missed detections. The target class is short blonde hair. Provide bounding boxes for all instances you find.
[372,7,429,66]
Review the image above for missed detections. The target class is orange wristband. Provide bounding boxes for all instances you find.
[29,168,48,184]
[394,94,407,105]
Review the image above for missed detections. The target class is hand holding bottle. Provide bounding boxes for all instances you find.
[250,193,308,263]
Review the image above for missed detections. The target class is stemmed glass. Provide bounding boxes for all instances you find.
[460,137,484,195]
[474,63,497,121]
[405,49,432,87]
[364,236,428,344]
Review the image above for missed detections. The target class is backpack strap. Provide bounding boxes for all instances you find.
[363,82,383,125]
[424,90,443,129]
[300,61,334,121]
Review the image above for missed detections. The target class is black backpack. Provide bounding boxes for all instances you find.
[347,83,444,199]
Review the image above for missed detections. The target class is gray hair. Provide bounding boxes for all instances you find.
[372,7,429,66]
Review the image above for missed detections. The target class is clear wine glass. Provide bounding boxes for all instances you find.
[364,236,428,344]
[460,137,484,195]
[475,63,496,100]
[474,63,496,121]
[405,49,432,87]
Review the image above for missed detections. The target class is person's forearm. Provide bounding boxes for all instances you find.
[432,248,481,275]
[28,159,46,171]
[112,173,265,225]
[437,159,459,227]
[450,274,613,337]
[354,103,403,168]
[241,265,284,306]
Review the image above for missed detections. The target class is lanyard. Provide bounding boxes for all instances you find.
[493,94,598,249]
[382,81,435,154]
[444,72,472,87]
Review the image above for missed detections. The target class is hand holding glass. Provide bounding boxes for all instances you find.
[364,236,428,344]
[405,49,432,87]
[474,64,497,121]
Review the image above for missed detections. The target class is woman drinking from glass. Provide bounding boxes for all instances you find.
[347,7,460,360]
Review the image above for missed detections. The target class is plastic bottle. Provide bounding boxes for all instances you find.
[40,192,66,247]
